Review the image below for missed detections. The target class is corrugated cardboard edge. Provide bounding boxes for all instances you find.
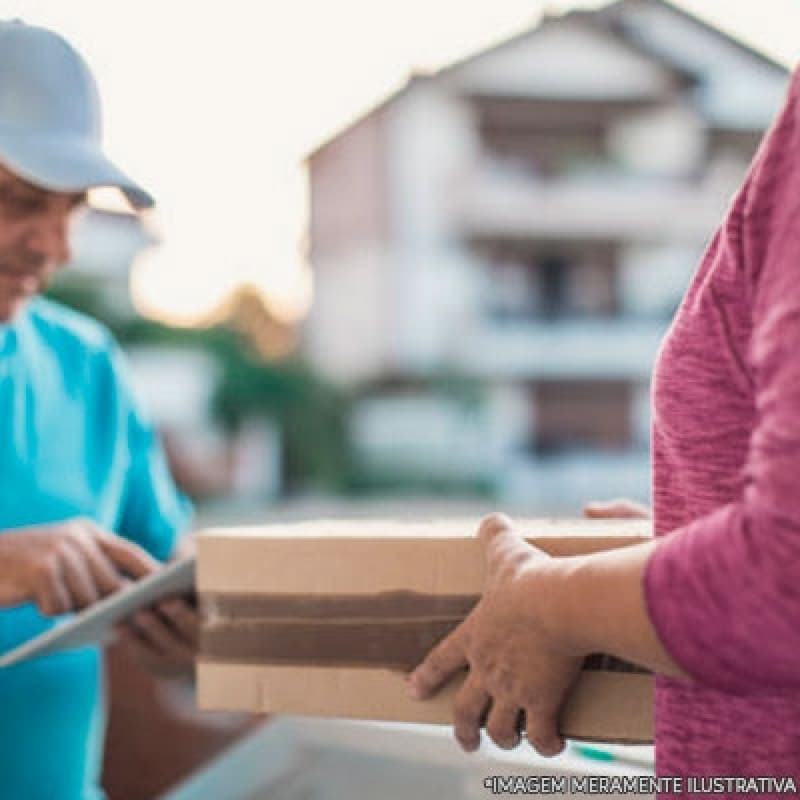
[196,662,653,744]
[196,518,653,595]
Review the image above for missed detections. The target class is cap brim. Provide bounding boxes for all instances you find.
[0,132,154,209]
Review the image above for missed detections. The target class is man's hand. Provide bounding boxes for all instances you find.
[116,596,198,677]
[407,513,585,757]
[115,536,198,677]
[0,518,159,615]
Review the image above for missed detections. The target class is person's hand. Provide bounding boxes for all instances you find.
[583,498,650,519]
[116,596,198,678]
[0,517,159,615]
[406,513,585,757]
[115,536,198,677]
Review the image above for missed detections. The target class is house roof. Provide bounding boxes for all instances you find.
[602,0,787,74]
[306,0,789,161]
[304,79,417,163]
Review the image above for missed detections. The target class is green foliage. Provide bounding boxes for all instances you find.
[45,282,490,497]
[424,368,485,411]
[45,279,116,327]
[210,348,353,492]
[45,281,353,492]
[344,464,495,498]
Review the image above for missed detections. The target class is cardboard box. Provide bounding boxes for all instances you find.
[196,518,654,744]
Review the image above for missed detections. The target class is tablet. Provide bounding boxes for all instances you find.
[0,555,195,668]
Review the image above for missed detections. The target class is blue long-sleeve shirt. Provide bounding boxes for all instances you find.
[0,297,191,799]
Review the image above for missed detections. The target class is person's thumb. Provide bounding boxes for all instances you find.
[477,513,542,582]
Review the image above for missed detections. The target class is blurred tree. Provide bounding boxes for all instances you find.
[46,278,117,327]
[45,281,353,494]
[209,342,353,493]
[45,282,488,497]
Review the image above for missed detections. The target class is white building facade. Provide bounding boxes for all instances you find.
[303,0,789,510]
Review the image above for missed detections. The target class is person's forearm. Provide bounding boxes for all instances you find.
[538,540,692,681]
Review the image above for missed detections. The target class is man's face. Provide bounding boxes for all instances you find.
[0,164,86,323]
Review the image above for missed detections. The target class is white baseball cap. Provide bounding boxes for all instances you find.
[0,20,154,208]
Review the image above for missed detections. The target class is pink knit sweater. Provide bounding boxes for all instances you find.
[644,68,800,790]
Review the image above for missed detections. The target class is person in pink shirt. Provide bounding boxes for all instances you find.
[408,66,800,789]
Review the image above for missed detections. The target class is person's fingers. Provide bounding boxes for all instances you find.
[129,609,194,663]
[156,598,199,645]
[524,706,565,758]
[407,625,469,699]
[59,543,100,608]
[453,673,491,752]
[34,559,71,616]
[93,532,160,579]
[115,625,164,670]
[78,539,124,597]
[486,700,523,750]
[115,624,143,651]
[583,499,650,519]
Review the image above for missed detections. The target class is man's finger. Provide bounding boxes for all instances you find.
[407,625,468,699]
[115,625,164,671]
[94,533,160,579]
[59,544,99,608]
[128,611,167,656]
[35,564,71,616]
[129,609,194,662]
[156,598,199,644]
[81,540,124,597]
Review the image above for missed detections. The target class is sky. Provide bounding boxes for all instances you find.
[2,0,799,325]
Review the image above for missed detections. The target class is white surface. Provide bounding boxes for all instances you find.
[165,717,654,800]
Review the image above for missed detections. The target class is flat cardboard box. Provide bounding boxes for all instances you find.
[196,518,654,744]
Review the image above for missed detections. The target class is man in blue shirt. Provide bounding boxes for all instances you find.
[0,21,195,799]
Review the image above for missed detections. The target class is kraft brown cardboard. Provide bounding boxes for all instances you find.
[196,518,654,744]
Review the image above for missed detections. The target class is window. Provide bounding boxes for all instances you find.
[533,380,632,454]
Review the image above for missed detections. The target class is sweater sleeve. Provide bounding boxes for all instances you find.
[643,72,800,695]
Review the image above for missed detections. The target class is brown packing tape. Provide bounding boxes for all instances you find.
[202,590,480,618]
[199,592,647,674]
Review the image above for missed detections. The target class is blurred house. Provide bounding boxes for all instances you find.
[303,0,789,509]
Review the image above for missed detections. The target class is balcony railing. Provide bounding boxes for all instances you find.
[451,160,736,242]
[452,318,668,379]
[501,449,652,512]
